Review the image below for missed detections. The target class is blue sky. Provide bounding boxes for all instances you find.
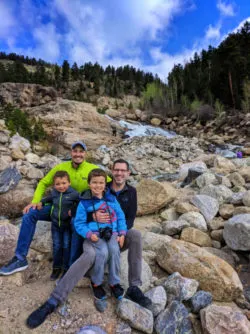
[0,0,249,79]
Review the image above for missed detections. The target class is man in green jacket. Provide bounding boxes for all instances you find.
[0,141,99,275]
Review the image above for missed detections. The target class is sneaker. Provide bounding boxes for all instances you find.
[110,284,124,300]
[125,286,152,308]
[91,282,107,300]
[50,268,62,280]
[26,301,56,329]
[0,256,28,276]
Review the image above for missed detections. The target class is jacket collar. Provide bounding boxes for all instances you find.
[107,181,128,194]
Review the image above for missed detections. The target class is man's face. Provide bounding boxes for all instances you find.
[71,146,86,165]
[89,176,106,197]
[112,162,130,186]
[54,176,70,193]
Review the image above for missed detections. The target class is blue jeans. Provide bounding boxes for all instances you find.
[15,205,52,260]
[51,224,71,270]
[69,219,84,266]
[90,235,120,286]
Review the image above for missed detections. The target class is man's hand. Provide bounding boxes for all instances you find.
[91,234,99,242]
[94,210,110,223]
[23,203,39,214]
[118,235,125,248]
[36,202,43,210]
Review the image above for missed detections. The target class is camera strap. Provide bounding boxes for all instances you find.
[91,197,112,232]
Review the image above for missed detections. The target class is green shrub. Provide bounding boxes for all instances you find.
[1,104,47,143]
[97,106,109,114]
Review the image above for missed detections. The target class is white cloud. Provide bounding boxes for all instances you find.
[52,0,195,64]
[2,0,247,82]
[205,24,221,40]
[0,3,16,38]
[217,0,235,17]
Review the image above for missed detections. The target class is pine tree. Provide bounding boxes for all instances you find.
[62,60,70,83]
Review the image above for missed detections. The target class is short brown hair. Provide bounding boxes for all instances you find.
[113,159,129,171]
[53,171,70,183]
[88,168,107,184]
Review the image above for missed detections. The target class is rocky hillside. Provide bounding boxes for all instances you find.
[1,82,250,333]
[1,118,250,332]
[0,83,250,152]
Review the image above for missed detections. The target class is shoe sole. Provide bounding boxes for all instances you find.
[0,265,28,276]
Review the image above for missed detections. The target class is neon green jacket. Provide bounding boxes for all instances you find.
[32,160,109,203]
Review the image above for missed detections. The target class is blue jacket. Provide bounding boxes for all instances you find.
[74,189,127,239]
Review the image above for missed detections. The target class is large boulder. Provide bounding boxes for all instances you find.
[0,180,34,218]
[200,304,250,334]
[155,300,193,334]
[9,134,31,153]
[145,286,167,317]
[142,232,172,253]
[191,194,219,223]
[200,184,233,204]
[214,156,236,173]
[30,221,52,254]
[0,220,19,265]
[178,211,208,232]
[136,180,176,215]
[223,214,250,251]
[117,299,153,334]
[180,227,212,247]
[178,161,207,181]
[156,240,243,301]
[0,167,22,194]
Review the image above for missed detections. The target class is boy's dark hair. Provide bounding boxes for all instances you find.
[88,168,107,184]
[112,159,130,171]
[53,171,70,183]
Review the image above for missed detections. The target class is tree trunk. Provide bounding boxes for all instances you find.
[228,70,235,109]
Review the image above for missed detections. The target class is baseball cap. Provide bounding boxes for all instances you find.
[71,141,87,151]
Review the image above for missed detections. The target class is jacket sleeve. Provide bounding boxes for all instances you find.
[113,199,127,235]
[74,202,92,239]
[125,188,137,230]
[32,164,62,204]
[41,194,54,206]
[70,192,80,217]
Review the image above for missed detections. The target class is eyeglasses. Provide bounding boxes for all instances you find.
[113,169,128,173]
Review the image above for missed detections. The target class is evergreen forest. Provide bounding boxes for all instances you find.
[0,22,249,116]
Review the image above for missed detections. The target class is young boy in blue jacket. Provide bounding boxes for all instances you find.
[37,171,79,280]
[74,168,127,302]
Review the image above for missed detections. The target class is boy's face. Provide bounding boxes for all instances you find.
[54,176,70,193]
[89,176,106,197]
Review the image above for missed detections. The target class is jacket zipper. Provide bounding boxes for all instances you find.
[59,193,62,227]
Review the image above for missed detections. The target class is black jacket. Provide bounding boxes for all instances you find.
[41,187,79,228]
[107,182,137,230]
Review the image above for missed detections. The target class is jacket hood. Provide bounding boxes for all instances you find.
[80,188,115,201]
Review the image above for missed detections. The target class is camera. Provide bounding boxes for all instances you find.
[99,226,113,241]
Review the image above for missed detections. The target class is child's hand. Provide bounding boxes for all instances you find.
[91,234,99,242]
[36,202,43,210]
[68,210,72,217]
[118,235,125,248]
